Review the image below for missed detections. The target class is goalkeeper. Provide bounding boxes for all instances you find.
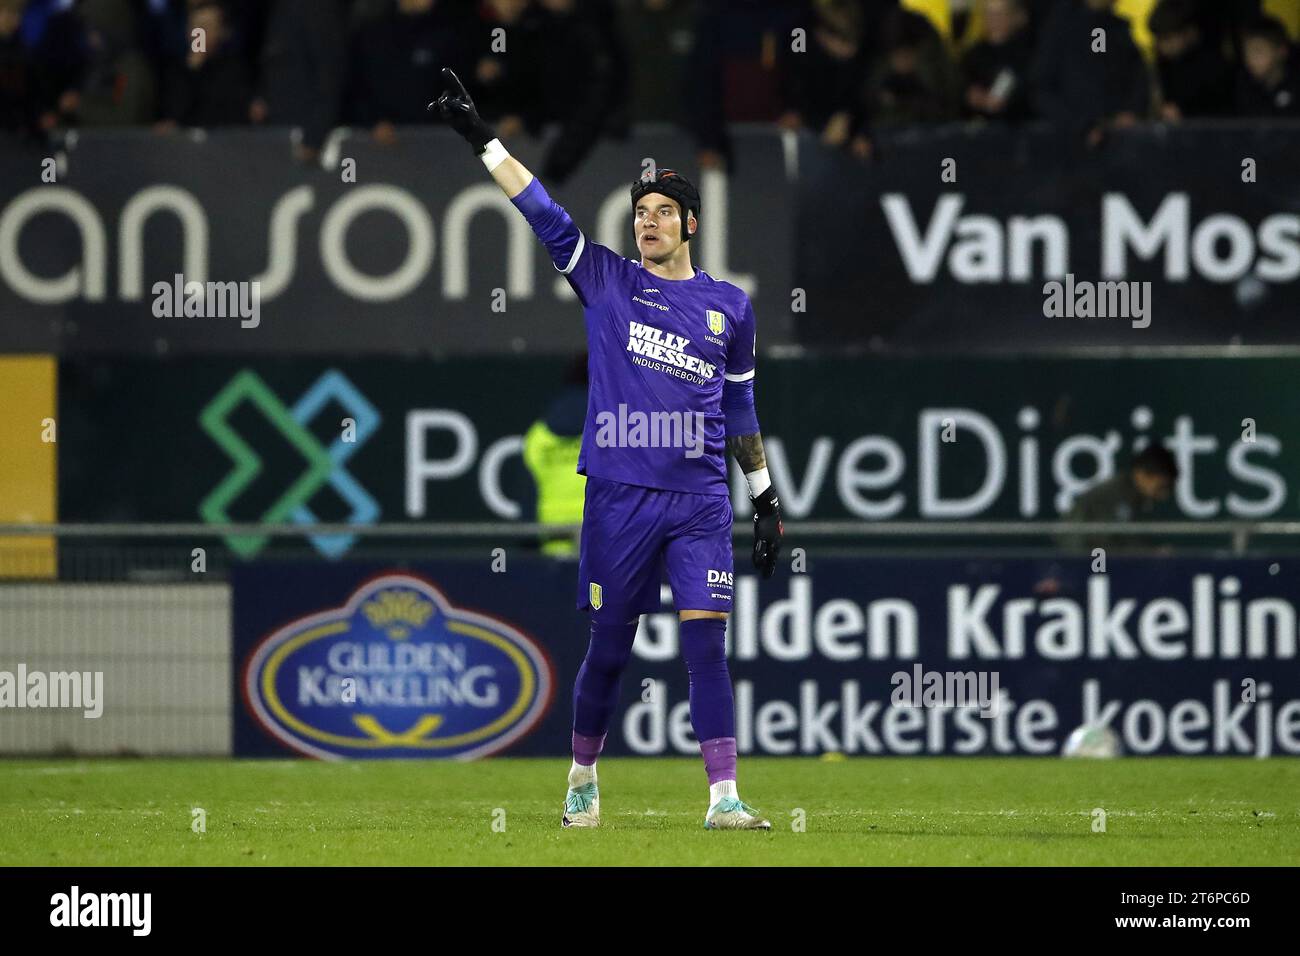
[433,69,783,831]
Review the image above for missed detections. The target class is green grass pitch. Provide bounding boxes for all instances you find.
[1,757,1296,866]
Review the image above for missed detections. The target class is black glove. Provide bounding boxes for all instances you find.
[429,68,495,155]
[751,486,783,579]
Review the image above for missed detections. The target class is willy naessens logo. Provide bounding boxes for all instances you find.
[243,575,554,759]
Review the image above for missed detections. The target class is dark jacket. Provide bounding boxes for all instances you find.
[782,28,870,130]
[620,0,694,126]
[260,0,348,149]
[162,50,255,127]
[348,3,475,126]
[1033,3,1151,131]
[1235,60,1300,118]
[0,34,41,135]
[531,0,627,183]
[961,30,1035,122]
[1156,42,1234,116]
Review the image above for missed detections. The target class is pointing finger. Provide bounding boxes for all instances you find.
[440,67,469,99]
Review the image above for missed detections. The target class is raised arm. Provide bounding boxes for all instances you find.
[430,68,610,305]
[430,68,532,196]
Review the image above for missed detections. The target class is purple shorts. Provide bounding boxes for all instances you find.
[576,475,735,621]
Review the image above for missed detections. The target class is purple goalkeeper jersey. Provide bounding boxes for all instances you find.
[512,177,757,496]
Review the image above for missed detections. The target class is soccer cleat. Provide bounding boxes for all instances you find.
[561,781,600,828]
[704,796,771,830]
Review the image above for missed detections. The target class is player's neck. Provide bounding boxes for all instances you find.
[641,250,695,282]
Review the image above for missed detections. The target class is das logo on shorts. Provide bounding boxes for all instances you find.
[243,574,553,759]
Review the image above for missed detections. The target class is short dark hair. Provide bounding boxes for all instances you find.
[1242,14,1291,47]
[1148,0,1197,38]
[883,9,936,52]
[1133,443,1179,480]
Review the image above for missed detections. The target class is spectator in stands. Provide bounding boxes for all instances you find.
[219,0,270,71]
[946,0,1054,53]
[689,0,799,170]
[1149,0,1233,120]
[348,0,475,144]
[137,0,188,67]
[619,0,694,130]
[1059,443,1179,553]
[529,0,628,183]
[1236,13,1300,117]
[851,7,957,157]
[156,2,254,130]
[1200,0,1265,63]
[48,0,157,128]
[254,0,349,163]
[470,0,626,183]
[470,0,539,143]
[1033,0,1151,148]
[0,0,41,136]
[25,0,82,133]
[141,1,266,85]
[779,0,870,151]
[960,0,1035,123]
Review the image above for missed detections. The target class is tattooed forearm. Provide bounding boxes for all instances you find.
[728,432,767,474]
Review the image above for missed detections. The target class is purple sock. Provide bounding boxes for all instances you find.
[680,616,735,742]
[571,731,606,766]
[700,736,738,785]
[571,619,638,747]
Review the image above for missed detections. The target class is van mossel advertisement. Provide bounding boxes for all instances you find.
[232,558,1300,759]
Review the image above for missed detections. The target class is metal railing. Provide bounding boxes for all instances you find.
[0,520,1295,585]
[4,520,1299,540]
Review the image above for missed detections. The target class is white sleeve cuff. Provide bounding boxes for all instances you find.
[724,368,755,383]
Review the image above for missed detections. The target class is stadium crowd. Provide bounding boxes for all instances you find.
[0,0,1297,176]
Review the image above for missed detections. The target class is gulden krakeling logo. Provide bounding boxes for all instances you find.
[243,574,553,759]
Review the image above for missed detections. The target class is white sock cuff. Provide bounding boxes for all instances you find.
[710,779,738,801]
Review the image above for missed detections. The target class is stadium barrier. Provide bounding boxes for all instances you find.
[1,523,1297,759]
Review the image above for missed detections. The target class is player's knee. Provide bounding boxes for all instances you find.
[584,642,633,676]
[679,615,728,668]
[678,610,728,623]
[585,619,637,673]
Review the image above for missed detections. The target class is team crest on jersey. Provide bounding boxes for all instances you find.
[589,582,603,610]
[706,310,726,335]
